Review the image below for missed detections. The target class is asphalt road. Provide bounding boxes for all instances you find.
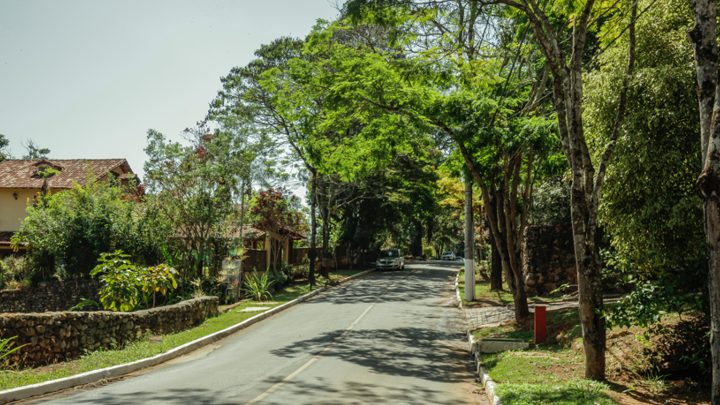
[28,261,485,405]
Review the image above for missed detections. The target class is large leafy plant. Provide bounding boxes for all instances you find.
[244,270,274,302]
[91,251,177,311]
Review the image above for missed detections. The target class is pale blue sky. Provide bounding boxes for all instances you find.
[0,0,339,184]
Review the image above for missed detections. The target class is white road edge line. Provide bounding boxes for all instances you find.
[244,269,418,405]
[0,269,377,405]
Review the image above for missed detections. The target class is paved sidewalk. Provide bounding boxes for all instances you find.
[462,298,622,331]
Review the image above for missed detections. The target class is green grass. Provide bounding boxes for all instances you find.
[494,381,618,405]
[477,308,618,404]
[0,271,368,391]
[458,270,569,307]
[482,347,582,383]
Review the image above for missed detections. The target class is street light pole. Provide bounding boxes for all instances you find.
[465,178,476,301]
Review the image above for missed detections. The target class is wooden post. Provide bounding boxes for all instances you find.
[534,305,547,344]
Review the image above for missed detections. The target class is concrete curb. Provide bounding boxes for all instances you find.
[454,271,462,309]
[0,269,375,404]
[467,331,503,405]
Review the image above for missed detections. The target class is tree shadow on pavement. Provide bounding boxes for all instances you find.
[270,326,468,384]
[261,378,469,405]
[42,388,237,405]
[307,266,459,306]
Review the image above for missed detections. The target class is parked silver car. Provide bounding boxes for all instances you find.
[440,251,456,260]
[376,249,405,270]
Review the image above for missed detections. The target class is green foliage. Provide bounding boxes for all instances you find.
[494,381,617,405]
[0,256,30,290]
[0,336,26,366]
[268,262,293,287]
[90,251,177,312]
[143,125,248,278]
[21,138,50,160]
[68,298,101,311]
[141,264,178,308]
[530,176,571,226]
[12,172,167,283]
[91,251,145,312]
[0,134,10,159]
[585,0,702,273]
[244,270,274,302]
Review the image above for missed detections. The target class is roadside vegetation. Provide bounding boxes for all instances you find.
[0,269,365,390]
[476,308,711,404]
[3,0,720,401]
[457,270,566,308]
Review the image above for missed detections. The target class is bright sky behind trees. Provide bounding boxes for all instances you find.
[0,0,339,179]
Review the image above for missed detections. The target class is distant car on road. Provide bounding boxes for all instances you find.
[440,251,456,261]
[376,249,405,270]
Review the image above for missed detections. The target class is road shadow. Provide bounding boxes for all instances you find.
[35,387,237,405]
[261,378,467,405]
[306,266,458,306]
[270,326,468,385]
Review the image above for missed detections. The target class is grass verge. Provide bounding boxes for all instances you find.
[457,270,568,307]
[0,269,366,390]
[477,308,618,404]
[494,381,617,405]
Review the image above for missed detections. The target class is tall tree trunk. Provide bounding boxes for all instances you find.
[309,170,317,287]
[464,179,476,301]
[490,234,503,290]
[690,0,720,400]
[489,191,503,290]
[411,219,423,257]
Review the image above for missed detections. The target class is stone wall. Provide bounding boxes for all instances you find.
[0,296,218,367]
[521,225,577,297]
[0,280,101,313]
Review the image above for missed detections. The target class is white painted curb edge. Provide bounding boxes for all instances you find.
[0,269,375,404]
[454,271,462,309]
[468,331,503,405]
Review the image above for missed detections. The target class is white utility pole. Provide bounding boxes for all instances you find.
[464,179,476,301]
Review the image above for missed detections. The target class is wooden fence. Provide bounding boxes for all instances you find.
[243,249,266,272]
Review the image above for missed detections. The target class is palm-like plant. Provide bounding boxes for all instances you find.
[244,270,274,302]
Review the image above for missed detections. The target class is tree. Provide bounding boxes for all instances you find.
[586,0,702,274]
[463,0,637,380]
[0,134,10,160]
[251,187,304,269]
[295,17,561,323]
[143,124,243,279]
[689,0,720,400]
[11,171,164,282]
[209,37,324,286]
[21,138,50,159]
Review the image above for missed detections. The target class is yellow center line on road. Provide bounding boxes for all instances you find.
[244,269,419,405]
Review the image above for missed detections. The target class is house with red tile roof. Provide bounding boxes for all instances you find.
[0,158,138,252]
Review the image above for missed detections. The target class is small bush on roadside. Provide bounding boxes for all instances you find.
[0,256,30,290]
[11,172,170,284]
[244,270,273,302]
[91,250,177,312]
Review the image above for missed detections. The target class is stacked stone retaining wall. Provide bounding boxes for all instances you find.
[0,280,101,313]
[0,296,218,367]
[521,225,576,296]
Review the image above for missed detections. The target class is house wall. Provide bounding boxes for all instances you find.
[0,189,38,232]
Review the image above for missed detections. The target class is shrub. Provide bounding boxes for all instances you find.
[12,172,170,283]
[90,251,177,312]
[0,256,29,290]
[244,270,273,302]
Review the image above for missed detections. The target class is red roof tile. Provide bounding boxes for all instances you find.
[0,159,135,189]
